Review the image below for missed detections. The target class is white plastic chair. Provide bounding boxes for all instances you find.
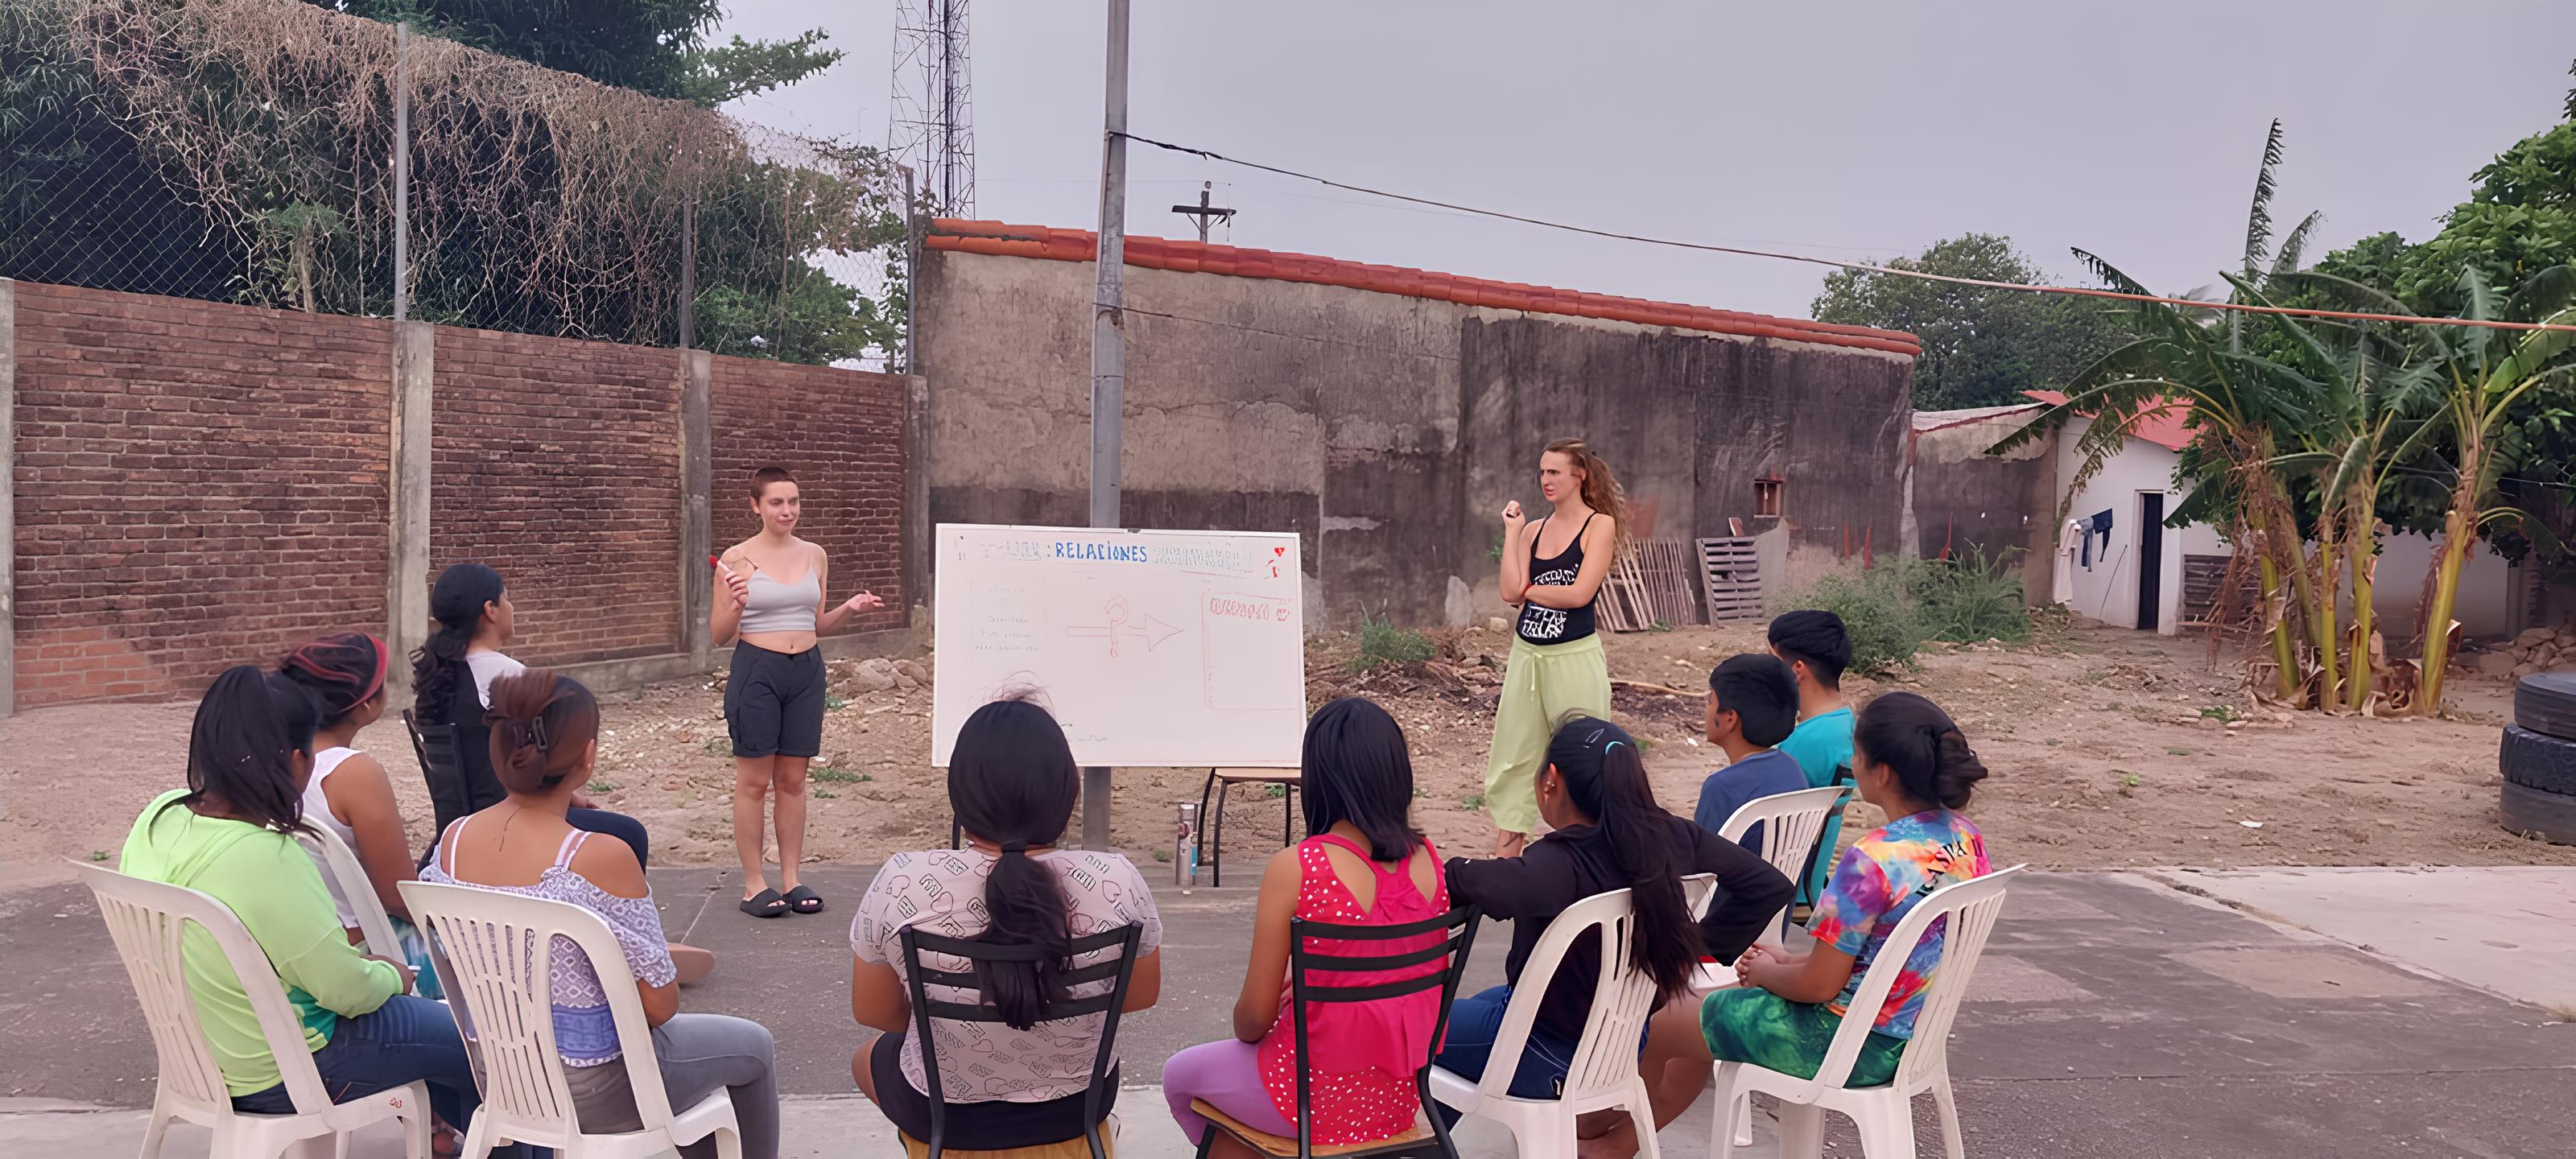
[1426,888,1667,1159]
[74,860,433,1159]
[398,880,743,1159]
[296,827,407,978]
[1709,864,2025,1159]
[1715,786,1849,940]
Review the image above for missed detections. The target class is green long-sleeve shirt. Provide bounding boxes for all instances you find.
[120,790,404,1095]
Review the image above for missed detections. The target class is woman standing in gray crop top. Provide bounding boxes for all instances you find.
[712,466,884,918]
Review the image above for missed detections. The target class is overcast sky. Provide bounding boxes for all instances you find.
[717,2,2575,320]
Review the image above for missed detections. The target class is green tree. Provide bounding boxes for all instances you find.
[302,1,840,105]
[1811,233,2127,410]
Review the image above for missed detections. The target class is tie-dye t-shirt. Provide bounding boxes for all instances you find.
[1806,809,1989,1039]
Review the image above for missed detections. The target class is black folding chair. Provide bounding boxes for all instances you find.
[402,709,494,848]
[898,922,1146,1159]
[1193,905,1483,1159]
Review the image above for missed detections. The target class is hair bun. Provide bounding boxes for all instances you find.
[1930,728,1989,808]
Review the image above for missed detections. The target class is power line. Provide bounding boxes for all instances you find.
[1108,130,2576,336]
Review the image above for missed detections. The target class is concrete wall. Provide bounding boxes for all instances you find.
[1910,410,2057,603]
[918,249,1915,627]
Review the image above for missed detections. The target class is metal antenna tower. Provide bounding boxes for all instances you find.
[888,0,976,215]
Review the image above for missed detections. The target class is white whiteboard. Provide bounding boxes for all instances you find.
[931,523,1307,769]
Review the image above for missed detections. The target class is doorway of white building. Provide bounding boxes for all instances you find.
[2136,491,2166,632]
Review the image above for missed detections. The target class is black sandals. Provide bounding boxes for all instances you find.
[783,885,826,914]
[740,888,789,918]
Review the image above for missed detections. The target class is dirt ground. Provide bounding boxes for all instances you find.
[6,621,2570,888]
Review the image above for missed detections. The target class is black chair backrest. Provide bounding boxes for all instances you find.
[897,922,1146,1159]
[1284,904,1482,1159]
[402,709,480,839]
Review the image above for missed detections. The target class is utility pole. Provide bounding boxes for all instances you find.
[1171,181,1235,243]
[1083,0,1130,851]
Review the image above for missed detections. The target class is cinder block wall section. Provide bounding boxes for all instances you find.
[1,278,919,714]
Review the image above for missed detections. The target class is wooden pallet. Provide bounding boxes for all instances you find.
[1697,536,1763,621]
[1600,539,1705,631]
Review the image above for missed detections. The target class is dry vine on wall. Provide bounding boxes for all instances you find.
[21,0,901,355]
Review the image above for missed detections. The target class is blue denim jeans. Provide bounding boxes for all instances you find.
[1430,985,1586,1124]
[233,994,533,1157]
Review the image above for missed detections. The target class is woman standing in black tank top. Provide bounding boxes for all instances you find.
[1484,439,1624,857]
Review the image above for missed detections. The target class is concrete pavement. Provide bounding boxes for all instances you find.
[6,863,2573,1157]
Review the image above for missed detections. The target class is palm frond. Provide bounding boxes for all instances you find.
[2268,210,2324,279]
[2242,118,2286,278]
[2071,248,2153,297]
[2503,264,2576,324]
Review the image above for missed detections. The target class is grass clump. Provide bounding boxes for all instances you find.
[1775,547,2031,676]
[1352,614,1438,672]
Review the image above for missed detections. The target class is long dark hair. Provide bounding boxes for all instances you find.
[155,666,321,835]
[414,563,502,720]
[1547,715,1701,1002]
[1853,692,1989,811]
[279,632,390,728]
[485,670,601,795]
[1299,698,1424,861]
[948,698,1080,1030]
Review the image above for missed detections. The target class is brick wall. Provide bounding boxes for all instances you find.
[429,328,683,666]
[12,284,392,707]
[710,357,909,634]
[9,281,915,709]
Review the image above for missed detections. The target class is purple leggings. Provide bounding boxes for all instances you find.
[1162,1039,1297,1145]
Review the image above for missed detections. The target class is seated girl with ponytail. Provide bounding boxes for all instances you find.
[1637,691,1992,1140]
[848,697,1165,1153]
[278,631,441,996]
[1436,715,1794,1156]
[423,670,782,1159]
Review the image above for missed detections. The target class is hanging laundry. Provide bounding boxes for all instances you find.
[2081,509,2114,569]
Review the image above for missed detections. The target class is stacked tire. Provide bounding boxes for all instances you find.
[2500,674,2576,844]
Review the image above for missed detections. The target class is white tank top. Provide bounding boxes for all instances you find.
[299,747,363,928]
[738,567,820,634]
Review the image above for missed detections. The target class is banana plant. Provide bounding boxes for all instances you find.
[1990,252,2321,702]
[2389,266,2576,712]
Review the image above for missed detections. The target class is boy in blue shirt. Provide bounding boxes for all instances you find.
[1769,609,1856,903]
[1693,653,1808,850]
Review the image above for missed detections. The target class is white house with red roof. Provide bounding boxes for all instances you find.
[2019,390,2515,640]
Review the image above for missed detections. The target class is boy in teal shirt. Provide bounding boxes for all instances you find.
[1769,609,1856,902]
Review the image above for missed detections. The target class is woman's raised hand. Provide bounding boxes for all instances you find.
[1501,499,1525,531]
[844,591,884,613]
[716,559,749,608]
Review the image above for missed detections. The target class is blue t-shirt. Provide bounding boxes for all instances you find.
[1691,749,1810,852]
[1775,706,1856,901]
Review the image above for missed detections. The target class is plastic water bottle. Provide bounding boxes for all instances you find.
[1174,802,1201,888]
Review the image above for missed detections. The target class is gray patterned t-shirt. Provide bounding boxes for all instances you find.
[850,848,1162,1103]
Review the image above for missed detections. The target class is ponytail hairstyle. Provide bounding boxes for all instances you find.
[484,669,601,795]
[1546,715,1701,1003]
[1299,697,1425,861]
[156,666,321,835]
[1852,691,1989,811]
[279,632,390,728]
[1542,438,1633,557]
[947,697,1080,1031]
[414,563,504,720]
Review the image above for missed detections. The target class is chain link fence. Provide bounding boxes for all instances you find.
[0,0,911,369]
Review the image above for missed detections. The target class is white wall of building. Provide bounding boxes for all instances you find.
[2365,533,2515,639]
[2054,417,2212,635]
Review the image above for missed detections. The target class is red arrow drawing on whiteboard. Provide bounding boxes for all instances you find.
[1063,597,1184,658]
